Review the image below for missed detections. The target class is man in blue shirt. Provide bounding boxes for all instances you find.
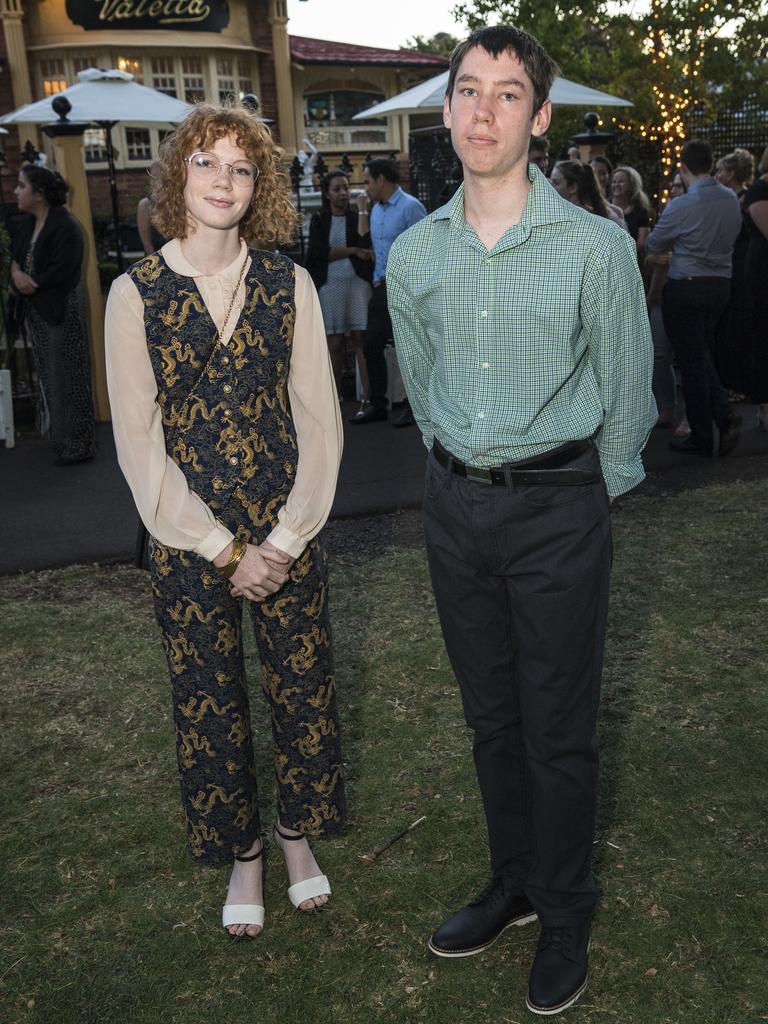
[646,138,742,456]
[349,158,426,425]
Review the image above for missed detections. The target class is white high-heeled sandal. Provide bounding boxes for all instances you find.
[274,824,331,910]
[222,842,265,936]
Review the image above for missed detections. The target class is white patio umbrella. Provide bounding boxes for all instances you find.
[353,70,633,120]
[0,69,193,269]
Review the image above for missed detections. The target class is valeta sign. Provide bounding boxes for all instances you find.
[65,0,230,30]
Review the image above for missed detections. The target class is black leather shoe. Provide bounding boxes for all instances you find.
[427,877,537,958]
[348,403,387,425]
[668,436,712,456]
[526,919,591,1016]
[718,414,741,456]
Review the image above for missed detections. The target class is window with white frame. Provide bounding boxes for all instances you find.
[126,129,152,162]
[237,58,253,99]
[151,57,177,97]
[84,128,109,163]
[72,55,99,77]
[182,57,205,103]
[117,56,143,83]
[40,58,67,97]
[217,57,235,103]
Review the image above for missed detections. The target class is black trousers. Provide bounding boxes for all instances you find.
[662,277,732,453]
[422,445,612,923]
[364,282,392,409]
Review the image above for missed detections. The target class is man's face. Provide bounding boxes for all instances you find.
[363,170,385,203]
[443,46,551,182]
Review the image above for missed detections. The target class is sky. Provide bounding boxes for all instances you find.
[286,0,465,49]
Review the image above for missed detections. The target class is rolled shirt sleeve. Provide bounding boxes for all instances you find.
[105,273,235,561]
[265,265,343,559]
[581,230,657,496]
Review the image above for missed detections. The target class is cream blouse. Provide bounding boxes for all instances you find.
[105,238,343,562]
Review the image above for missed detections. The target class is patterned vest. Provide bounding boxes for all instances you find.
[128,249,298,512]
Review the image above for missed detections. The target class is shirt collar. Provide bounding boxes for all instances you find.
[432,163,575,232]
[161,237,249,280]
[688,176,717,194]
[379,186,403,208]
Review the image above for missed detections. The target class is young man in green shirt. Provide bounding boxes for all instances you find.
[387,25,655,1015]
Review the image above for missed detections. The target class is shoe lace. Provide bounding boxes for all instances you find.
[470,877,507,909]
[537,926,572,956]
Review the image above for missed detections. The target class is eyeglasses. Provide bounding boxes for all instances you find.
[185,151,259,186]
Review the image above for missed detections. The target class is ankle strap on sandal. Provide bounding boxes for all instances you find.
[274,823,304,842]
[234,843,263,863]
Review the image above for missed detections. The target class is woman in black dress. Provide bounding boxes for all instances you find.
[11,165,94,464]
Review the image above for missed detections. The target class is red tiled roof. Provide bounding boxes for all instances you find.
[289,35,449,67]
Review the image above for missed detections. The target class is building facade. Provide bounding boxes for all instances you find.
[0,0,446,213]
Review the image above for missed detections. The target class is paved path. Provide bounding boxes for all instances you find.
[2,400,767,574]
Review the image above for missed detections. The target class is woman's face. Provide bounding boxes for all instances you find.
[715,162,738,192]
[14,172,43,214]
[590,160,609,195]
[182,134,256,235]
[669,173,685,199]
[326,175,350,212]
[611,171,629,201]
[550,166,577,204]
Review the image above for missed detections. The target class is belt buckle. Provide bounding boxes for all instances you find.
[465,465,493,485]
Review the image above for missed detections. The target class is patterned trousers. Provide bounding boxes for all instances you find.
[150,527,345,867]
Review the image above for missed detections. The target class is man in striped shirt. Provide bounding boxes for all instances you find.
[387,25,655,1016]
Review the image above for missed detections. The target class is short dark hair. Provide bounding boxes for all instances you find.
[320,170,349,211]
[528,136,549,155]
[365,158,399,184]
[446,25,559,117]
[589,154,613,175]
[21,164,68,206]
[681,138,713,176]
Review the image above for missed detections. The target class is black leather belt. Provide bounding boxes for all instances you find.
[432,437,596,486]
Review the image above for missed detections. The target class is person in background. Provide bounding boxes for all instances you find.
[528,136,549,175]
[611,165,652,256]
[136,161,168,255]
[645,171,687,429]
[549,159,622,224]
[305,170,373,400]
[713,148,755,404]
[646,138,742,456]
[11,164,94,465]
[589,155,627,228]
[105,104,346,941]
[349,158,427,426]
[742,145,768,430]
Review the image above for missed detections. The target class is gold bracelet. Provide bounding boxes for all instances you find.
[216,537,247,580]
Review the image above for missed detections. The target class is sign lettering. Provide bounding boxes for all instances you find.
[66,0,230,31]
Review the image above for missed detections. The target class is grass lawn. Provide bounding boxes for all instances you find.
[1,479,767,1024]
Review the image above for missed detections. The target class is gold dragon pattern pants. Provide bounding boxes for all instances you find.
[150,527,345,866]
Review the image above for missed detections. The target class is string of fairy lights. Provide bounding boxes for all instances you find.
[610,0,708,202]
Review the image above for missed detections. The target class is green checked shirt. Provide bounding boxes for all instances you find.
[386,164,656,497]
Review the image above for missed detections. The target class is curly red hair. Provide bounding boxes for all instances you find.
[151,103,297,246]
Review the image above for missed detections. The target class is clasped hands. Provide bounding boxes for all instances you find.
[11,265,38,296]
[214,540,294,601]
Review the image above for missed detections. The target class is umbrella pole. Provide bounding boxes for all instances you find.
[102,121,123,273]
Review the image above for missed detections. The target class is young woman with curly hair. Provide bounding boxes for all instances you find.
[105,104,346,939]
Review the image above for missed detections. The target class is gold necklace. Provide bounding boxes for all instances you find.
[218,251,250,344]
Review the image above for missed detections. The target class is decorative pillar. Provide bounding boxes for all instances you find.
[572,112,617,164]
[43,104,110,422]
[268,0,298,153]
[0,0,37,148]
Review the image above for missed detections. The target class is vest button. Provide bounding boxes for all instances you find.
[223,383,233,394]
[223,408,232,417]
[221,356,230,365]
[229,456,238,466]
